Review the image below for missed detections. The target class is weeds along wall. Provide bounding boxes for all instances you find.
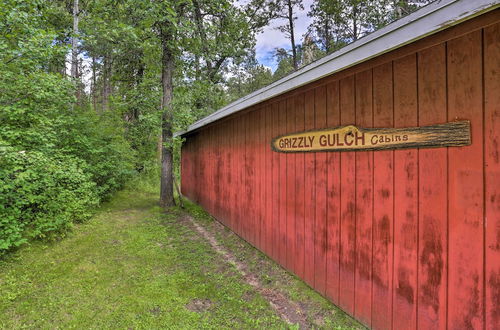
[180,11,500,330]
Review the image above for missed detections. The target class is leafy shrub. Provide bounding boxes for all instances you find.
[0,0,138,254]
[0,148,98,253]
[54,111,136,200]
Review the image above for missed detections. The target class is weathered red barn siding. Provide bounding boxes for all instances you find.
[181,11,500,330]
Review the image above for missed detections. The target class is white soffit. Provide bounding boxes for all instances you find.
[176,0,499,137]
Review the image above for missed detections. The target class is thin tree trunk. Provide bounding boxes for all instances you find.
[324,19,331,53]
[92,56,97,112]
[102,55,112,111]
[288,0,298,70]
[159,35,175,208]
[71,0,79,79]
[352,4,358,41]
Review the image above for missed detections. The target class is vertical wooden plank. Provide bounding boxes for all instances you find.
[207,128,211,211]
[417,43,448,330]
[180,141,186,197]
[263,105,272,256]
[261,104,272,256]
[225,122,229,222]
[484,22,500,330]
[354,69,373,327]
[255,109,260,246]
[209,127,214,215]
[201,130,207,209]
[278,100,288,265]
[304,88,316,286]
[186,139,191,198]
[247,112,255,244]
[210,126,215,215]
[286,98,296,272]
[215,124,222,220]
[226,126,231,228]
[372,62,394,330]
[249,111,257,245]
[197,134,202,204]
[222,122,229,224]
[339,75,356,314]
[447,30,484,330]
[231,121,236,225]
[206,127,211,213]
[215,124,220,219]
[314,85,328,295]
[257,108,263,249]
[295,93,306,279]
[393,54,418,330]
[326,81,341,303]
[240,117,246,237]
[238,117,245,237]
[192,137,197,202]
[243,114,249,241]
[271,102,280,261]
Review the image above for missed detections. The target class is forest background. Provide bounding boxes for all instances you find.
[0,0,432,253]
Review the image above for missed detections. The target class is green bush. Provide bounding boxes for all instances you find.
[54,111,136,201]
[0,148,98,253]
[0,0,141,254]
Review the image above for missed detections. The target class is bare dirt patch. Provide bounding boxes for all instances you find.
[185,298,213,313]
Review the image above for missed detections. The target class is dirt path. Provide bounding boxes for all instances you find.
[184,214,309,328]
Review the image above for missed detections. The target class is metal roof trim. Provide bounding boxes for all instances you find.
[176,0,498,137]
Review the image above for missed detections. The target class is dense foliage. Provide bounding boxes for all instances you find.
[0,0,133,253]
[0,0,434,253]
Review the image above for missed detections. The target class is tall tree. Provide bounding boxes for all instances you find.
[307,0,435,53]
[274,0,303,70]
[159,24,176,208]
[71,0,79,79]
[307,0,345,53]
[148,0,272,208]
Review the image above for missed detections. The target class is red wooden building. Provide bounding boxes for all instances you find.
[177,1,500,329]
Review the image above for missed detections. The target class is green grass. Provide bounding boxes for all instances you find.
[0,182,363,329]
[185,201,364,330]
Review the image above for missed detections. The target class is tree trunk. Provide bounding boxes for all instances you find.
[71,0,79,79]
[288,0,298,70]
[352,4,358,41]
[92,56,97,112]
[324,19,331,53]
[102,55,112,111]
[159,35,175,208]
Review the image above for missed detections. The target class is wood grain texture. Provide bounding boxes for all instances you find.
[417,43,448,330]
[314,85,328,295]
[286,97,296,272]
[339,75,356,315]
[354,69,373,327]
[179,14,499,330]
[295,93,306,280]
[447,30,484,330]
[393,54,418,330]
[372,62,394,330]
[304,88,316,287]
[484,22,500,330]
[326,81,341,303]
[271,121,471,153]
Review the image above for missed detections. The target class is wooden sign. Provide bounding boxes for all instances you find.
[271,121,471,153]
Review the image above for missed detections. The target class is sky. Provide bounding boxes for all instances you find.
[254,0,314,71]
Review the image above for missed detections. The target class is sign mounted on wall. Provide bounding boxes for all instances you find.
[271,121,471,153]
